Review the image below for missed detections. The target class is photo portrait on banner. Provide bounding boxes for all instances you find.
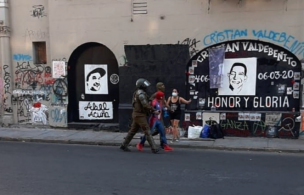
[218,58,257,96]
[84,64,108,94]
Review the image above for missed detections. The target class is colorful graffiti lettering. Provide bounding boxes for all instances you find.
[179,112,299,138]
[202,29,304,58]
[13,54,32,61]
[220,119,250,131]
[15,61,54,89]
[50,107,67,124]
[15,61,44,89]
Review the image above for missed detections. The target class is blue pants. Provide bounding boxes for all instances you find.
[140,120,168,146]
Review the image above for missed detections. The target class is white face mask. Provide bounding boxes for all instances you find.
[172,92,177,96]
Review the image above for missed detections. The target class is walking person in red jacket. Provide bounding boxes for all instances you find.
[137,91,173,151]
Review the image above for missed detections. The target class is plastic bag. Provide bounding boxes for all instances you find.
[188,126,203,139]
[200,124,210,138]
[178,127,185,137]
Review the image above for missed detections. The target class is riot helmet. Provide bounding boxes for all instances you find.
[136,78,151,90]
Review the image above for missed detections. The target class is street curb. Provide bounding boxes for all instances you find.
[0,137,119,146]
[1,136,304,153]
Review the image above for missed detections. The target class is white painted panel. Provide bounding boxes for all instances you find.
[79,101,113,120]
[52,61,66,78]
[218,58,257,96]
[84,64,108,95]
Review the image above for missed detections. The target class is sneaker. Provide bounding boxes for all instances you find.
[136,143,143,151]
[163,144,173,151]
[170,139,176,143]
[120,145,131,152]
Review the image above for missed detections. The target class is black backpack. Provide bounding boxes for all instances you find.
[208,121,224,139]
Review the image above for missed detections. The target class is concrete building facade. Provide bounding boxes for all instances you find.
[1,0,304,137]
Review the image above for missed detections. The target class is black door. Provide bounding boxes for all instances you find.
[68,42,119,124]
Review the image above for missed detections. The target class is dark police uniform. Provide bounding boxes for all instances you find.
[120,79,159,153]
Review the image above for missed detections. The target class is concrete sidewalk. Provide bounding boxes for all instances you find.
[0,127,304,153]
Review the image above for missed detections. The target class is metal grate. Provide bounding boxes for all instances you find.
[132,2,147,15]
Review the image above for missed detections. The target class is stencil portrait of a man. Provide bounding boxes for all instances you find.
[218,58,257,96]
[85,64,108,94]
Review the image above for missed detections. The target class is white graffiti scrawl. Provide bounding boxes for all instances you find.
[30,102,48,124]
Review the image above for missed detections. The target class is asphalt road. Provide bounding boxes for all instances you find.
[0,141,303,195]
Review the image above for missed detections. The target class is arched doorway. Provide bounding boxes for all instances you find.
[67,42,119,126]
[184,39,301,138]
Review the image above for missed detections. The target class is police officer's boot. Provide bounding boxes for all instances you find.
[145,133,160,154]
[120,132,135,152]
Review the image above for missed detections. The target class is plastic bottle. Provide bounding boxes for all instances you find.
[163,107,169,118]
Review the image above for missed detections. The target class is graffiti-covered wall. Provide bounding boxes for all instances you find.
[3,0,304,131]
[11,58,68,126]
[46,0,304,67]
[6,0,69,127]
[188,40,301,111]
[183,111,300,138]
[185,40,301,138]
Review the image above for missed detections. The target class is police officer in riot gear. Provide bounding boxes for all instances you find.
[120,78,160,153]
